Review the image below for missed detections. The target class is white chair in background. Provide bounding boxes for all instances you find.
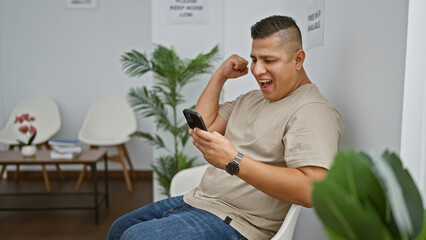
[75,97,137,192]
[170,164,208,197]
[169,164,301,240]
[0,97,62,191]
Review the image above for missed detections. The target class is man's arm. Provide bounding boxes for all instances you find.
[190,129,327,208]
[237,157,327,208]
[195,55,248,134]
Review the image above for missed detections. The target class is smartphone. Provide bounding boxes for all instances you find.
[183,109,208,131]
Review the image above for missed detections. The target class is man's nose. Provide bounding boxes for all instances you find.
[251,62,267,76]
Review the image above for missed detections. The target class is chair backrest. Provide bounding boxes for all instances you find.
[271,204,301,240]
[170,164,301,240]
[170,164,209,197]
[0,98,61,145]
[78,97,137,146]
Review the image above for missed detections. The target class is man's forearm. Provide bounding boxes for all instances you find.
[195,54,249,129]
[195,72,226,128]
[237,156,328,208]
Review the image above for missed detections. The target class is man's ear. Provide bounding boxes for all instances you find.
[294,49,305,71]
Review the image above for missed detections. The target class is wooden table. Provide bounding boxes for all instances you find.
[0,150,108,224]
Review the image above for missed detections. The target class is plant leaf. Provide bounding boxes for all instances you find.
[381,151,424,238]
[127,86,174,132]
[17,139,27,146]
[326,149,388,219]
[313,180,392,239]
[121,49,152,77]
[130,131,166,150]
[28,132,37,145]
[415,210,426,240]
[313,149,396,239]
[151,153,197,197]
[368,152,414,238]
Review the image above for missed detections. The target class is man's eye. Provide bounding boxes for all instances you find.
[251,59,257,63]
[265,59,275,64]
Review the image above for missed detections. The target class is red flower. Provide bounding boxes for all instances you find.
[22,114,30,121]
[14,113,37,145]
[14,116,23,123]
[19,125,29,133]
[29,126,37,135]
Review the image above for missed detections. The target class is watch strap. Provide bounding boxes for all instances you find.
[233,152,244,164]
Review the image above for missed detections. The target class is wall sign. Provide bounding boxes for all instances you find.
[67,0,97,9]
[305,0,324,50]
[167,0,209,25]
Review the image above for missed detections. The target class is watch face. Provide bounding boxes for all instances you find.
[226,161,239,175]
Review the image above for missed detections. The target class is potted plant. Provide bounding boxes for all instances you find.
[121,44,219,196]
[312,149,426,240]
[15,113,37,156]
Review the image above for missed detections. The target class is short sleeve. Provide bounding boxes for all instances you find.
[218,99,236,122]
[283,103,344,169]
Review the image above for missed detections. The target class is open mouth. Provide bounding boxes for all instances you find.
[259,79,273,90]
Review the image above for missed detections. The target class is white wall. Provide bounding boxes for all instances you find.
[0,0,153,170]
[401,0,426,205]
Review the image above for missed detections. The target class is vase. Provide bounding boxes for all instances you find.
[21,145,37,157]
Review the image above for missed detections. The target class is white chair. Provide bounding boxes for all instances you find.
[75,97,137,192]
[271,204,301,240]
[170,165,301,240]
[170,164,209,197]
[0,97,62,191]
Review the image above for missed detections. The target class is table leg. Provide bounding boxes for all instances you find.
[92,163,99,224]
[0,165,6,181]
[104,153,109,207]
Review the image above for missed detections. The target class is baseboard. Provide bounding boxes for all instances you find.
[6,170,153,180]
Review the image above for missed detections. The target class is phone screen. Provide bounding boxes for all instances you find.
[183,109,207,131]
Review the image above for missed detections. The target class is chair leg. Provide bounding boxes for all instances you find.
[117,145,133,192]
[75,163,87,192]
[41,164,51,192]
[120,144,137,179]
[86,164,93,180]
[55,164,65,180]
[14,164,20,181]
[43,142,64,180]
[0,165,6,181]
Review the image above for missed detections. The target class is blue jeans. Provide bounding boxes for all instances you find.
[108,196,247,240]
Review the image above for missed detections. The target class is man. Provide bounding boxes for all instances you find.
[108,15,344,240]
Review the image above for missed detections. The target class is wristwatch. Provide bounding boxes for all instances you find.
[226,152,244,176]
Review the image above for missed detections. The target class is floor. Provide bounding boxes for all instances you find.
[0,175,153,240]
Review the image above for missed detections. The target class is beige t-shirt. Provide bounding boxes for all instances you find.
[184,84,344,240]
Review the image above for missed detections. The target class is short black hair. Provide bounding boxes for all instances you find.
[251,15,302,46]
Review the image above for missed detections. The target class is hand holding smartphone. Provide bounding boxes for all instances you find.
[183,109,207,131]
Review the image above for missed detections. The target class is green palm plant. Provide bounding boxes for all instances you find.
[121,44,219,196]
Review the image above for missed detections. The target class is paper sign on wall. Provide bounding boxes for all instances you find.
[305,0,324,50]
[167,0,209,25]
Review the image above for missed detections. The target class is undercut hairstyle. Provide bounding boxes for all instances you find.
[251,15,303,51]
